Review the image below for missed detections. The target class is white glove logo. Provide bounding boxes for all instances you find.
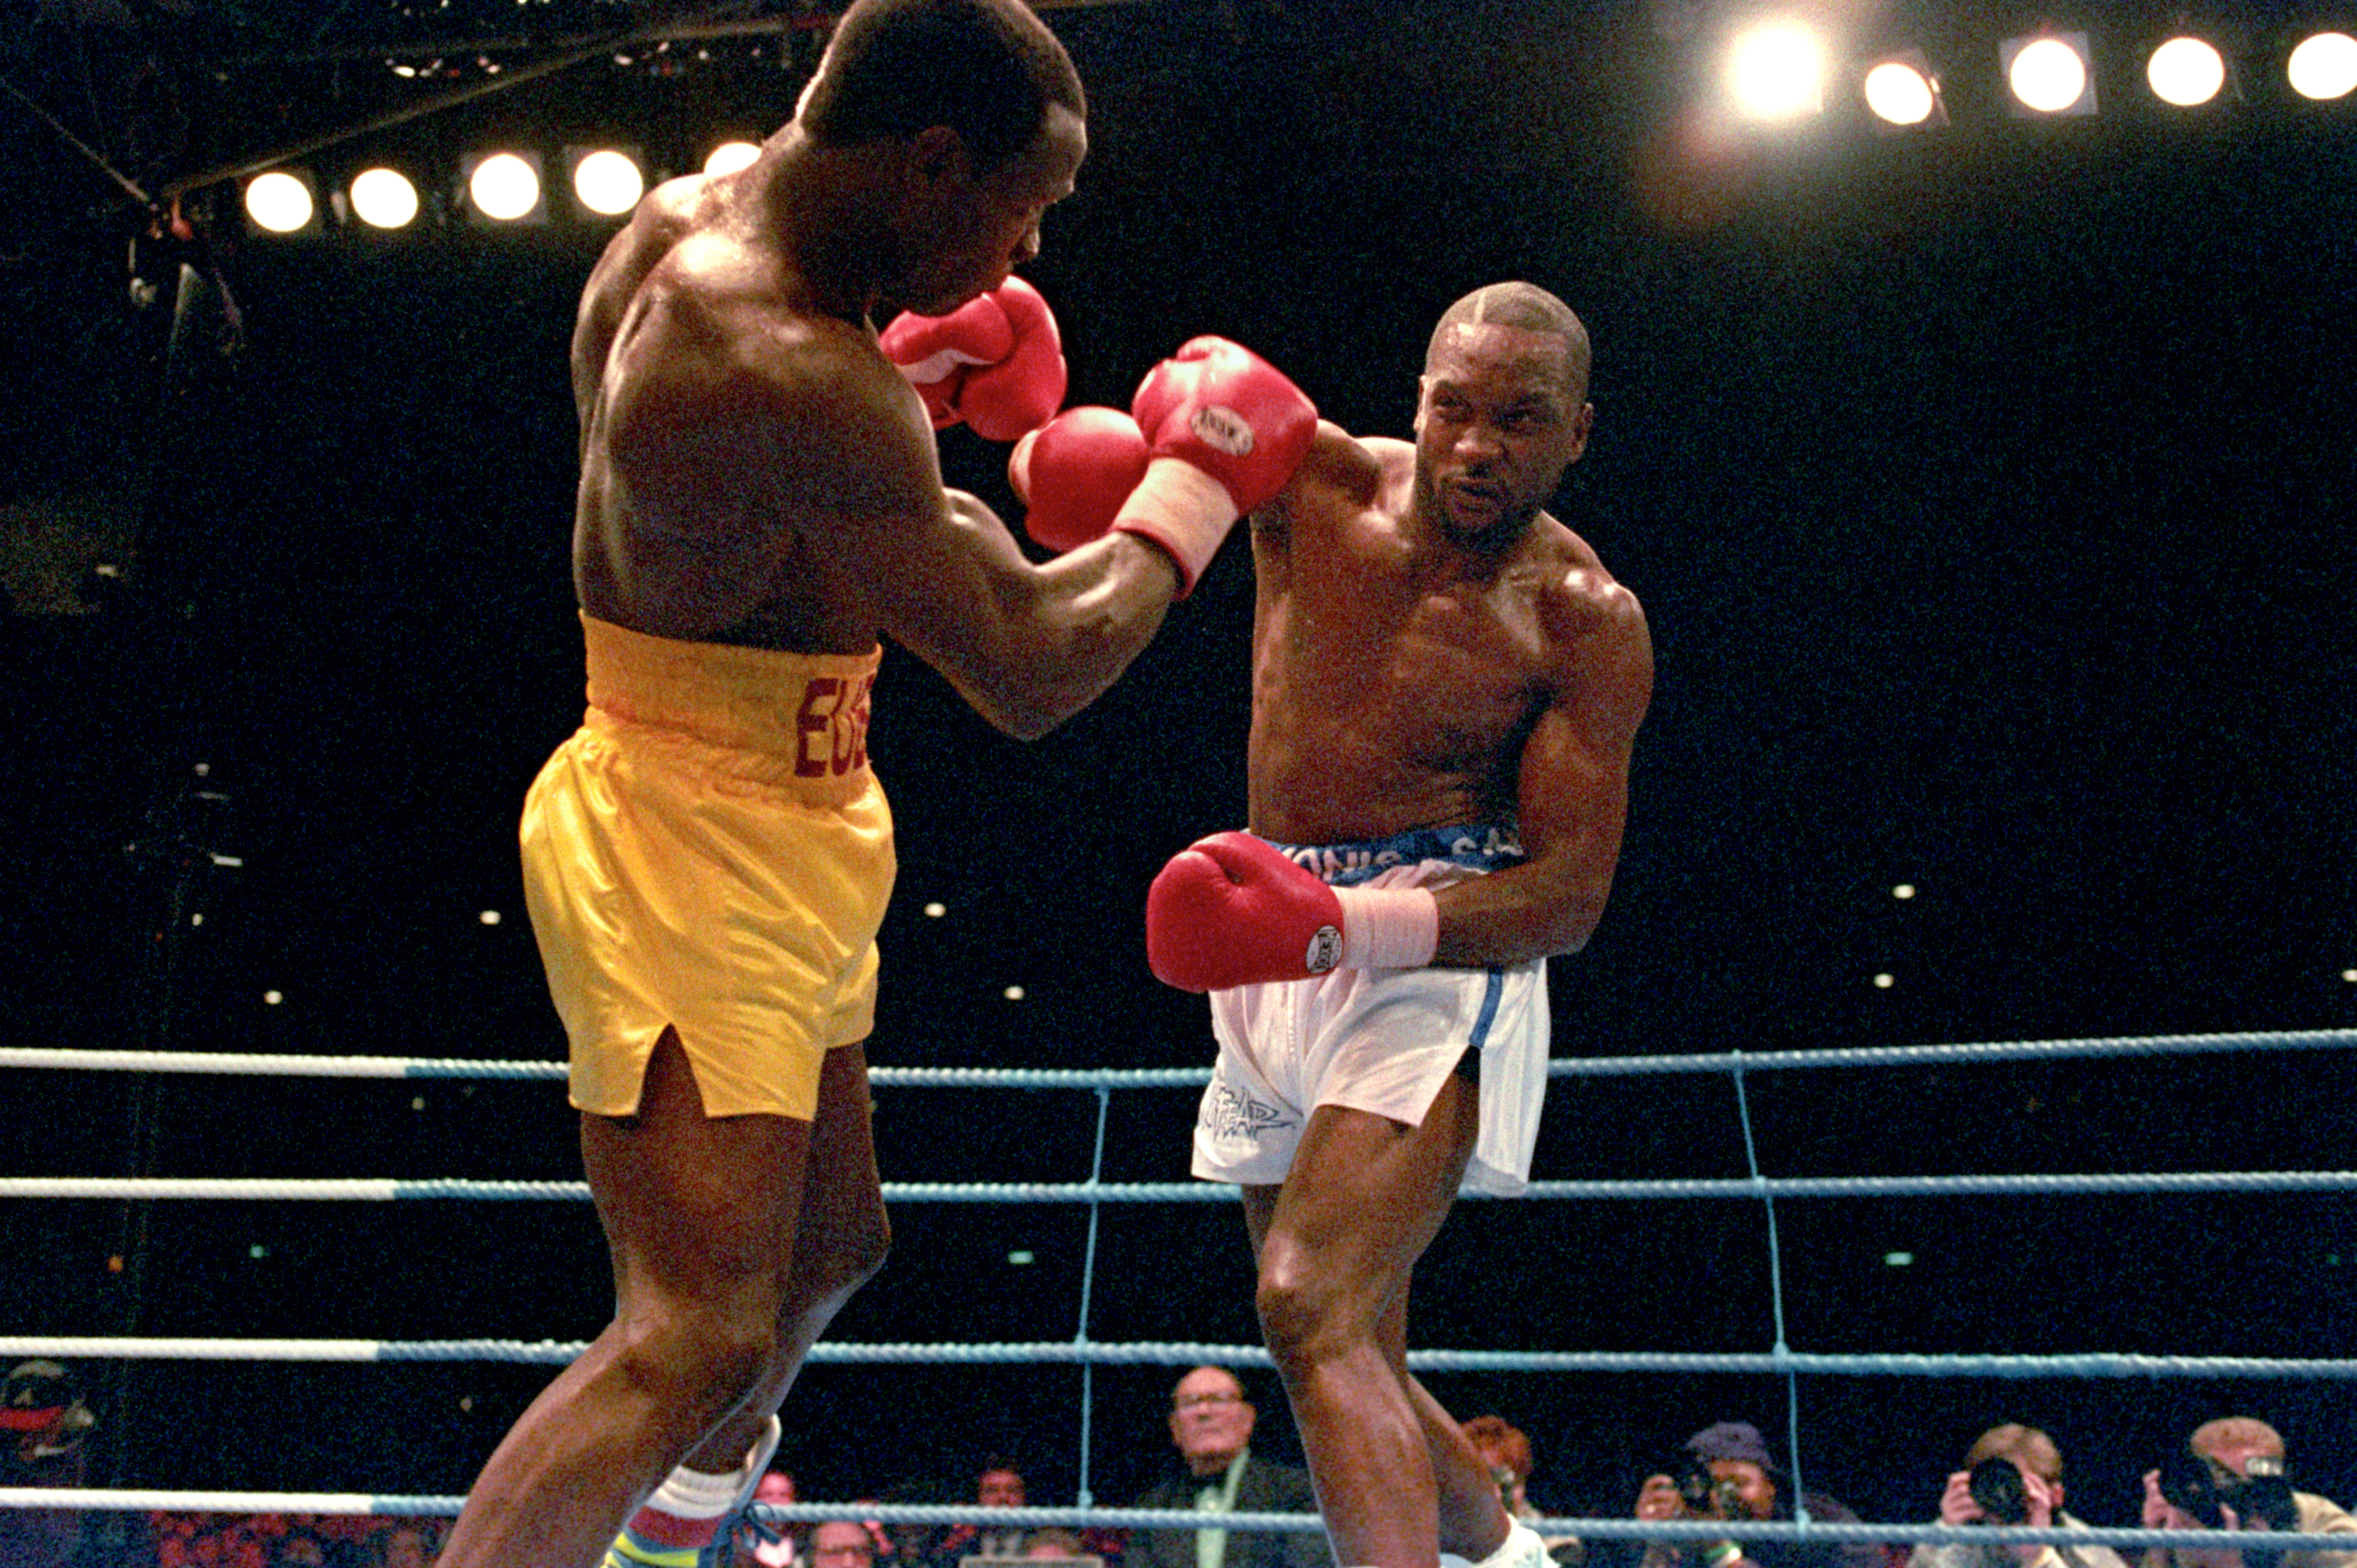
[1190,404,1256,457]
[1305,925,1341,974]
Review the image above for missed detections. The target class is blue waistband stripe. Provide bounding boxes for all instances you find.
[1260,825,1524,887]
[1467,968,1507,1049]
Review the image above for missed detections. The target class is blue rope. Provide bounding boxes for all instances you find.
[43,1337,2329,1376]
[15,1485,2357,1552]
[1729,1055,1807,1530]
[8,1028,2353,1084]
[1073,1085,1111,1509]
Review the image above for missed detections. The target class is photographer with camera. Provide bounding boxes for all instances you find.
[1622,1422,1882,1568]
[2140,1419,2357,1568]
[1909,1424,2126,1568]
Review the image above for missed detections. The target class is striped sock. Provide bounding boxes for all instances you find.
[604,1416,783,1568]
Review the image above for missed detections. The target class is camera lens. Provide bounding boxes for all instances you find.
[2159,1452,2227,1527]
[2234,1474,2300,1534]
[1968,1459,2029,1526]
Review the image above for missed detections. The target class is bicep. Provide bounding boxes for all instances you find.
[1516,602,1653,874]
[857,482,1047,670]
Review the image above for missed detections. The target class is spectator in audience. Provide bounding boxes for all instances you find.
[153,1515,279,1568]
[1908,1423,2126,1568]
[370,1522,437,1568]
[922,1462,1034,1568]
[2142,1417,2357,1568]
[976,1467,1031,1558]
[0,1359,96,1568]
[270,1532,332,1568]
[814,1521,880,1568]
[1461,1416,1582,1568]
[1130,1367,1330,1568]
[1625,1422,1882,1568]
[1023,1531,1093,1562]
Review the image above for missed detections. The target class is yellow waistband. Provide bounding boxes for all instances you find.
[580,613,881,791]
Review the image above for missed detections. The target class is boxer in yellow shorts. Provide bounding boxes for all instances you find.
[522,614,894,1124]
[436,5,1286,1565]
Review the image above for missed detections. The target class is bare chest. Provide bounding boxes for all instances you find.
[1266,508,1556,722]
[1247,515,1564,840]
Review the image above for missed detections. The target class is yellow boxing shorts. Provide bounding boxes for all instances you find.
[519,613,895,1122]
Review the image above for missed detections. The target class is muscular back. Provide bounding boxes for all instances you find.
[568,168,940,655]
[1247,425,1632,846]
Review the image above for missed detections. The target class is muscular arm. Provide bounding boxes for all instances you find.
[1429,578,1653,967]
[899,483,1185,738]
[603,288,1183,739]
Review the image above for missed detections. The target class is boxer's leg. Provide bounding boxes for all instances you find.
[1243,1070,1509,1568]
[604,1039,891,1568]
[681,1037,892,1467]
[440,1028,875,1568]
[1400,1351,1520,1562]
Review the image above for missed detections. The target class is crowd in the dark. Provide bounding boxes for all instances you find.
[8,1360,2350,1568]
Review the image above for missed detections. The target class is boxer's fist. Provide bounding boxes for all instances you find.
[1145,831,1443,990]
[880,290,1009,428]
[879,277,1067,441]
[1130,337,1317,515]
[1008,406,1152,553]
[1106,339,1316,595]
[957,276,1066,441]
[1145,832,1346,992]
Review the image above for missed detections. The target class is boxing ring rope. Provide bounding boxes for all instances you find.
[3,1485,2349,1556]
[6,1026,2354,1530]
[4,1025,2354,1081]
[15,1169,2357,1202]
[9,1336,2357,1380]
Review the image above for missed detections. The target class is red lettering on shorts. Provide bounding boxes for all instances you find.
[841,673,875,772]
[796,673,873,778]
[795,677,841,778]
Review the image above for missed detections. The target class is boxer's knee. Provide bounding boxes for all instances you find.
[1253,1251,1369,1370]
[615,1294,782,1421]
[791,1208,891,1325]
[837,1208,892,1294]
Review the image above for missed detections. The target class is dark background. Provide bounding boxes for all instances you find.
[3,0,2354,1532]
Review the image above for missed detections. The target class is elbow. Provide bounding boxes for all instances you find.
[995,608,1138,739]
[967,666,1098,740]
[1550,918,1599,959]
[985,699,1067,742]
[1539,892,1611,960]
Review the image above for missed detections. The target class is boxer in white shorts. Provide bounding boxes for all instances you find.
[1193,827,1551,1199]
[1141,284,1653,1568]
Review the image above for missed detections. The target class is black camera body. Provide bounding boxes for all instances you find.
[1678,1458,1747,1521]
[2158,1450,2301,1534]
[1968,1459,2032,1526]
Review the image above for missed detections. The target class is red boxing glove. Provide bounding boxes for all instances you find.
[957,276,1066,442]
[1008,406,1152,553]
[879,290,1012,429]
[1131,337,1318,514]
[878,277,1067,441]
[1144,831,1440,992]
[1114,338,1318,594]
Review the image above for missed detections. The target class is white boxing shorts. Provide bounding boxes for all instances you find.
[1190,825,1550,1197]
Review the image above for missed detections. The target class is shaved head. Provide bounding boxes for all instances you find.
[1427,282,1590,401]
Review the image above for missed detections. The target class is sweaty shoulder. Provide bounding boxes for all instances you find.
[573,173,715,391]
[590,238,939,586]
[1538,522,1652,731]
[611,238,905,471]
[1539,522,1640,627]
[1257,421,1400,532]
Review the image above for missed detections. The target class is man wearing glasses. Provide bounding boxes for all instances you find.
[1130,1367,1331,1568]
